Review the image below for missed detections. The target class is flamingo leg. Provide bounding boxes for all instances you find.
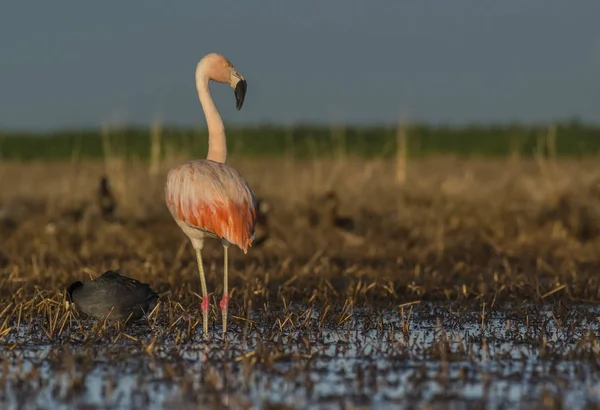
[220,244,229,335]
[195,248,209,335]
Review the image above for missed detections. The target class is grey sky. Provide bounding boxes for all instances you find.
[1,0,599,130]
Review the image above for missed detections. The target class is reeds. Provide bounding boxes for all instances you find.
[395,121,408,185]
[149,120,162,177]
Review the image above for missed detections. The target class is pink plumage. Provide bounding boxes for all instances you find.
[165,160,257,253]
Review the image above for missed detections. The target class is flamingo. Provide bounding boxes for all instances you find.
[164,53,256,335]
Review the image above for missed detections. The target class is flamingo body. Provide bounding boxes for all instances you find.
[164,52,251,336]
[165,160,257,253]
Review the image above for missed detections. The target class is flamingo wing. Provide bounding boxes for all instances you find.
[165,160,257,252]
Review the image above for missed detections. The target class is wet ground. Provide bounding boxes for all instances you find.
[2,303,600,410]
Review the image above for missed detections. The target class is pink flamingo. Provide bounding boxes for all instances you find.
[165,53,256,335]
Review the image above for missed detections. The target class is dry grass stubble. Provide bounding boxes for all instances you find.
[1,156,600,332]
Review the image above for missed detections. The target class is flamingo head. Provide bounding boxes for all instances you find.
[198,53,247,110]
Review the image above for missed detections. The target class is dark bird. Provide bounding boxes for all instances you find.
[308,190,355,232]
[0,214,18,234]
[67,270,158,322]
[1,197,46,234]
[98,175,117,220]
[252,198,271,247]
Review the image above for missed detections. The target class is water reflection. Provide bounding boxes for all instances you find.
[1,304,599,409]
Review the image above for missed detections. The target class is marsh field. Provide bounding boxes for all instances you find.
[2,130,600,409]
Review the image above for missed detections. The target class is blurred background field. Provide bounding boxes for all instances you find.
[3,128,600,303]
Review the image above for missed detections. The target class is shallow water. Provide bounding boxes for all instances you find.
[1,304,600,409]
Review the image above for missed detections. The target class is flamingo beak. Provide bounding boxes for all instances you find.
[229,67,246,110]
[234,79,247,110]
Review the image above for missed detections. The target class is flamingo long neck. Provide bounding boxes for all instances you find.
[196,68,227,164]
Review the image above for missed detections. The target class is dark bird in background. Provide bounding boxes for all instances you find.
[308,190,355,232]
[0,213,18,234]
[98,175,117,220]
[252,198,271,247]
[4,177,118,235]
[1,197,46,234]
[45,175,118,234]
[67,270,158,322]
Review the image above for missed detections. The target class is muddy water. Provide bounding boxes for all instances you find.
[1,304,600,409]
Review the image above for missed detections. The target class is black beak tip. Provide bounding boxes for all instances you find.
[235,80,247,111]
